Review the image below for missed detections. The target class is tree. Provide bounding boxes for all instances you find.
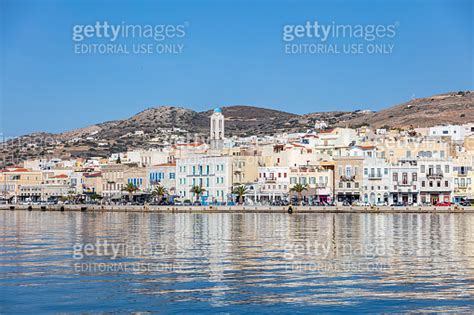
[152,185,168,204]
[233,185,248,205]
[190,185,205,202]
[123,183,139,201]
[290,183,308,205]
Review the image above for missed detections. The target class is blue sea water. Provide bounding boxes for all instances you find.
[0,211,473,313]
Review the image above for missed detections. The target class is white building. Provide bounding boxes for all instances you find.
[176,156,233,203]
[255,166,290,203]
[418,158,453,204]
[389,158,419,205]
[428,124,474,143]
[362,156,391,205]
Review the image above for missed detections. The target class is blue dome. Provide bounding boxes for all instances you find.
[213,107,222,113]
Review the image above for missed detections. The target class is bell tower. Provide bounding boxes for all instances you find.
[210,107,224,150]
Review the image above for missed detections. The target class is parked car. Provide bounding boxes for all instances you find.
[435,202,451,207]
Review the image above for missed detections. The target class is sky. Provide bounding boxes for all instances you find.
[0,0,472,137]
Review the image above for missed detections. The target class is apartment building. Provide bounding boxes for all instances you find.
[256,166,290,202]
[288,165,333,203]
[334,156,364,204]
[147,163,176,194]
[176,156,233,203]
[418,158,453,204]
[389,158,419,205]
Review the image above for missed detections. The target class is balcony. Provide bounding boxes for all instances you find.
[340,175,356,182]
[426,172,443,180]
[368,174,382,180]
[457,171,468,177]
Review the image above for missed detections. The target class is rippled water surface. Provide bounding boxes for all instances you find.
[1,211,474,313]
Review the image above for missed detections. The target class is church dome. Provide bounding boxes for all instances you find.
[213,107,222,113]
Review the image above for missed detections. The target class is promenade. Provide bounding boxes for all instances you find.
[2,204,474,213]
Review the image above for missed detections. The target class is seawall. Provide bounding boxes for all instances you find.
[1,205,474,214]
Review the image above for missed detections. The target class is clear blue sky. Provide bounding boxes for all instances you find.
[0,0,472,137]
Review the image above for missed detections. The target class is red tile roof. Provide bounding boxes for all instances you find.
[50,174,68,179]
[153,163,176,167]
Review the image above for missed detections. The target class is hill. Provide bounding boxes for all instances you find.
[1,91,472,164]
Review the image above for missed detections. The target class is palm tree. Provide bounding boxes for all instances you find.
[290,183,308,205]
[152,185,168,204]
[233,185,248,205]
[190,185,205,203]
[123,183,139,202]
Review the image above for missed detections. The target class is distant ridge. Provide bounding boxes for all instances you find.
[2,91,473,162]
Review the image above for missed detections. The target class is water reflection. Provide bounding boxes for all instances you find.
[1,212,473,313]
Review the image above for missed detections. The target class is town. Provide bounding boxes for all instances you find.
[1,107,473,208]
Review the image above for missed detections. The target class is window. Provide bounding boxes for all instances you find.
[169,172,175,179]
[339,182,343,188]
[355,183,359,188]
[402,173,408,185]
[290,177,297,184]
[345,166,351,177]
[347,182,351,188]
[437,181,441,187]
[393,172,398,182]
[364,168,368,175]
[421,165,425,173]
[422,181,425,187]
[444,165,449,173]
[412,173,417,182]
[445,181,449,187]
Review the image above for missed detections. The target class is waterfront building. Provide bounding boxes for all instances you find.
[452,153,474,202]
[418,157,453,204]
[256,166,290,203]
[100,163,128,198]
[334,156,364,204]
[147,163,176,195]
[0,167,42,203]
[361,149,391,205]
[288,165,333,203]
[176,156,233,203]
[83,172,103,196]
[388,158,419,205]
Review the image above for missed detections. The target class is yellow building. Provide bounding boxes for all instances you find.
[452,153,474,203]
[0,167,43,203]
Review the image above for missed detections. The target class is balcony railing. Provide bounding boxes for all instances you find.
[340,175,356,182]
[427,172,443,179]
[368,174,382,180]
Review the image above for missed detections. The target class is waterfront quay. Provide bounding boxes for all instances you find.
[2,204,474,213]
